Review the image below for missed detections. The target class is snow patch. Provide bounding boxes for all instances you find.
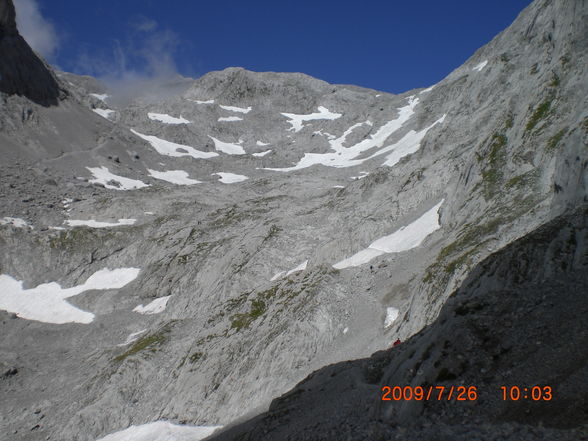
[350,171,369,180]
[148,169,201,185]
[148,113,190,124]
[117,329,147,347]
[131,130,219,159]
[472,60,488,72]
[0,268,140,324]
[133,296,170,315]
[0,217,32,228]
[286,260,308,276]
[271,260,308,280]
[87,166,149,190]
[95,421,221,441]
[209,136,246,155]
[270,271,285,281]
[189,99,214,104]
[256,141,270,146]
[333,200,444,269]
[252,149,272,157]
[219,105,252,114]
[384,307,399,328]
[313,130,337,140]
[420,85,435,93]
[62,198,73,212]
[373,114,446,167]
[65,219,137,228]
[90,93,108,102]
[213,172,249,184]
[93,108,115,119]
[281,106,342,132]
[218,116,243,122]
[266,97,432,171]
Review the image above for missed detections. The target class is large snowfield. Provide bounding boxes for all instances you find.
[219,104,252,114]
[208,136,247,155]
[148,169,202,185]
[92,108,116,119]
[131,130,219,159]
[148,113,191,124]
[265,97,445,171]
[96,421,221,441]
[333,200,444,269]
[0,268,140,324]
[87,166,150,190]
[281,106,342,132]
[133,296,171,314]
[65,219,137,228]
[213,172,249,183]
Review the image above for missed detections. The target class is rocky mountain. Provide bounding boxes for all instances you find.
[0,0,586,440]
[210,204,588,441]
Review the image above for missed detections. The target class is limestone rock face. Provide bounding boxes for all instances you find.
[0,0,60,106]
[210,205,588,441]
[0,0,586,440]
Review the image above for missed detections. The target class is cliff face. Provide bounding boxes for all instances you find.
[0,0,60,105]
[0,0,586,440]
[210,205,588,441]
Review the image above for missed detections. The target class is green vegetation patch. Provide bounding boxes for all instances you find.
[230,300,267,331]
[546,128,568,152]
[425,192,540,287]
[505,113,514,129]
[230,289,275,331]
[505,169,540,189]
[445,249,477,275]
[479,132,508,199]
[525,97,554,132]
[114,331,168,363]
[228,265,334,332]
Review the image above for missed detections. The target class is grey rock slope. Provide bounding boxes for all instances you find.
[210,204,588,441]
[0,0,587,440]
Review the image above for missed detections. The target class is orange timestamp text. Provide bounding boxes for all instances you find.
[381,385,554,402]
[381,385,478,401]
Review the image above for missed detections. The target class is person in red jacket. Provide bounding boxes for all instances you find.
[393,338,401,347]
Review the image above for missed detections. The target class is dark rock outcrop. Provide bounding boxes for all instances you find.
[210,205,588,440]
[0,0,60,106]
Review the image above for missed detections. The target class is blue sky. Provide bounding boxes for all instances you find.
[16,0,533,94]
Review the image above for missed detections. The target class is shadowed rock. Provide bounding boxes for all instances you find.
[0,0,61,106]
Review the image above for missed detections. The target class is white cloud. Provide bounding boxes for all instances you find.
[74,23,185,105]
[131,15,158,32]
[14,0,58,59]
